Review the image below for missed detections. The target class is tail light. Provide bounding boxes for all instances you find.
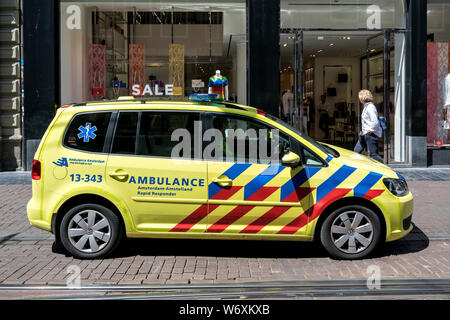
[257,109,266,116]
[31,160,41,180]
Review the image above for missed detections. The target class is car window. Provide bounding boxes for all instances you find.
[208,114,290,164]
[63,112,111,153]
[137,111,200,159]
[302,147,324,166]
[111,112,138,155]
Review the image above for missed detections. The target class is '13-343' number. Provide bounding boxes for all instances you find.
[70,174,102,183]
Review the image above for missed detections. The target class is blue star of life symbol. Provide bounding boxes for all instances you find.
[77,123,97,142]
[53,157,68,167]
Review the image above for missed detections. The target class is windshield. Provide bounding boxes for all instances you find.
[266,114,334,157]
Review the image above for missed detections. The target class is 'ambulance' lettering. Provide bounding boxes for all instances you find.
[128,176,204,187]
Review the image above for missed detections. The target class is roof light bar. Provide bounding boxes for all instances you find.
[189,93,218,102]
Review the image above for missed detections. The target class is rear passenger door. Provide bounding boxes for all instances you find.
[105,110,208,233]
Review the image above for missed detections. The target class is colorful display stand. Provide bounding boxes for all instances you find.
[129,44,146,96]
[88,44,106,101]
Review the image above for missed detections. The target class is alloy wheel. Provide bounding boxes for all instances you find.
[67,209,111,253]
[330,211,374,254]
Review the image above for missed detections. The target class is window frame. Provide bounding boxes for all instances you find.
[108,109,205,160]
[204,112,328,167]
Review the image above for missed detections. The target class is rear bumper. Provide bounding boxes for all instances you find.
[26,197,51,232]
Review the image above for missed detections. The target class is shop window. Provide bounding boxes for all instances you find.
[281,0,405,29]
[60,1,246,106]
[427,1,450,148]
[63,112,111,153]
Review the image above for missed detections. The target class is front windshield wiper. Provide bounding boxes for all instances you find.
[320,143,340,158]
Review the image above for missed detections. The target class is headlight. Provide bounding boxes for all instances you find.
[383,178,409,197]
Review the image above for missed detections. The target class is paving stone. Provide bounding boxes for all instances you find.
[0,181,449,287]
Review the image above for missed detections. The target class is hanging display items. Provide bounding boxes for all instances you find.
[169,44,185,95]
[88,44,106,100]
[129,44,146,96]
[208,70,228,100]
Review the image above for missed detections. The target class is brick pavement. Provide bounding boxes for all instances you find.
[0,181,449,286]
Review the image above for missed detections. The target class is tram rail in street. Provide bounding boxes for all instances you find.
[1,279,449,300]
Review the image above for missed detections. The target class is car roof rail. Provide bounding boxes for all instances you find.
[70,96,251,112]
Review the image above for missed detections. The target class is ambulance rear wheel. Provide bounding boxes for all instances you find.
[60,203,122,259]
[320,205,381,260]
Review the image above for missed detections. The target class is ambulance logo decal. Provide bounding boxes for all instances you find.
[53,157,69,167]
[77,123,97,142]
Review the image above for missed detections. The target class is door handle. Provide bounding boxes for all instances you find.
[109,170,129,181]
[212,175,233,188]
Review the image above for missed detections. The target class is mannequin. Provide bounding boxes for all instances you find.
[208,70,229,100]
[282,89,294,123]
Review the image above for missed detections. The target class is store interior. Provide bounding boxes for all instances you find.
[60,0,410,163]
[279,31,400,155]
[60,1,247,106]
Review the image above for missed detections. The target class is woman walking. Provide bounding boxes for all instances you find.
[354,90,383,163]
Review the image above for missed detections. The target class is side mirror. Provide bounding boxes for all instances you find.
[281,151,301,168]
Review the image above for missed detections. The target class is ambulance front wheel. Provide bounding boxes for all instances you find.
[59,203,123,259]
[320,205,382,260]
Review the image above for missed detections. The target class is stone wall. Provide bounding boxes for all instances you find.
[0,0,21,171]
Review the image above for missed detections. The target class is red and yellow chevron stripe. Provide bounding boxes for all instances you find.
[170,163,385,236]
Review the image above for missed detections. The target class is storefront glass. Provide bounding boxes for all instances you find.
[280,0,407,164]
[59,0,246,106]
[281,0,406,30]
[427,0,450,149]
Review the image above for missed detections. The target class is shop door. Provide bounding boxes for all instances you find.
[365,31,391,163]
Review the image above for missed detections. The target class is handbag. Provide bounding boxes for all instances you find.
[378,116,387,131]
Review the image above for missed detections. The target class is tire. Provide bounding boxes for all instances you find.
[59,203,123,259]
[320,205,382,260]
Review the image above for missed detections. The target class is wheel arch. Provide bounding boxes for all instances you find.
[52,193,128,243]
[311,196,387,243]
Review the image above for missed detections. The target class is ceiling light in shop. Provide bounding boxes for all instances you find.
[317,49,323,53]
[329,43,335,47]
[283,43,288,47]
[317,36,324,40]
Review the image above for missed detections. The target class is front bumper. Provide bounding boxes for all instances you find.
[378,190,414,242]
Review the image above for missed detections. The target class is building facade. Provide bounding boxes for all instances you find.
[0,0,21,171]
[0,0,448,171]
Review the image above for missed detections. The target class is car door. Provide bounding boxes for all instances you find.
[105,110,208,233]
[204,112,318,236]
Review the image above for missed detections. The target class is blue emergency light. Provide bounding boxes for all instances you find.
[189,93,218,102]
